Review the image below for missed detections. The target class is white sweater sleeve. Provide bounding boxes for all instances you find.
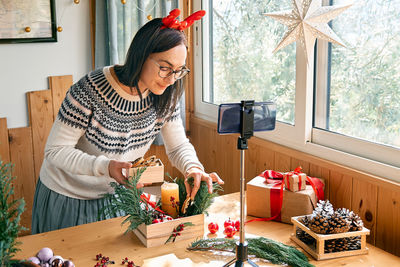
[161,110,204,174]
[43,78,110,177]
[44,119,110,177]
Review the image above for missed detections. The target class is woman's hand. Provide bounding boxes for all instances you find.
[108,160,147,188]
[184,167,224,200]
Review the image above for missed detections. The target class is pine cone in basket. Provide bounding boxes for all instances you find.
[296,227,315,245]
[330,211,351,234]
[324,238,350,253]
[309,200,334,234]
[346,236,362,250]
[335,208,364,231]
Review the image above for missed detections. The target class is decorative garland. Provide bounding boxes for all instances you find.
[188,237,314,267]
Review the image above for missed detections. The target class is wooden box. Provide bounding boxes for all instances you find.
[133,214,204,247]
[128,159,164,184]
[291,215,370,260]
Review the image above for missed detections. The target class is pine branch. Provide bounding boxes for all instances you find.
[188,237,314,267]
[0,160,26,267]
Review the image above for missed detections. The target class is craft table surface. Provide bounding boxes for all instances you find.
[15,193,400,266]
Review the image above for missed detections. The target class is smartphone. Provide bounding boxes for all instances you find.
[217,102,276,134]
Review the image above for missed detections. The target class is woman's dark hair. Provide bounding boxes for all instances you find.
[114,18,187,118]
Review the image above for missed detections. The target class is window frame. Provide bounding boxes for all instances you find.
[192,0,400,182]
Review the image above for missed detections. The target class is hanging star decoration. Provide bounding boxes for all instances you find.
[264,0,353,64]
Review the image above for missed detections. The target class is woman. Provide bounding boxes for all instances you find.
[32,10,223,234]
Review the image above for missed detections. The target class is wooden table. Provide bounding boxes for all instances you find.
[15,193,400,266]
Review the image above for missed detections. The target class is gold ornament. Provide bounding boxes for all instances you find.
[24,27,31,32]
[73,0,80,4]
[147,15,153,20]
[264,0,352,64]
[121,0,126,4]
[57,26,63,32]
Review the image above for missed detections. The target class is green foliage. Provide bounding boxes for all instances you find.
[101,170,222,233]
[0,161,26,267]
[188,237,314,267]
[172,176,223,217]
[100,168,156,233]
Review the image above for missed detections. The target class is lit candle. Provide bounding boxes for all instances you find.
[161,182,179,218]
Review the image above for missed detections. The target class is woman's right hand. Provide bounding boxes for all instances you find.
[108,160,148,189]
[108,160,132,185]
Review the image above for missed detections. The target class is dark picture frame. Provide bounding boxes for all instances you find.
[0,0,57,43]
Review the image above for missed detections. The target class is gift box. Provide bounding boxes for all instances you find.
[284,172,307,192]
[246,176,317,224]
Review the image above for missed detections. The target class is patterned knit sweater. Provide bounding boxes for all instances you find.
[39,66,203,199]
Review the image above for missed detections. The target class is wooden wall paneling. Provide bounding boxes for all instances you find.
[329,171,352,210]
[309,163,330,200]
[274,152,291,172]
[352,177,377,245]
[218,134,240,194]
[9,127,35,234]
[291,158,310,174]
[376,186,400,256]
[0,118,10,163]
[48,75,73,120]
[27,90,54,179]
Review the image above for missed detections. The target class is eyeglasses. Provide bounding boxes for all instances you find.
[150,58,190,80]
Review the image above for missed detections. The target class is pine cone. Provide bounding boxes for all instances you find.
[296,227,315,245]
[309,214,331,234]
[330,212,351,234]
[346,236,361,250]
[313,200,334,218]
[348,212,364,231]
[325,238,349,253]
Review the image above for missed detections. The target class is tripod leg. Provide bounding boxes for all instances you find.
[222,258,236,267]
[247,259,259,267]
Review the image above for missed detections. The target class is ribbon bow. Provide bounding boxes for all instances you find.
[161,9,206,31]
[140,193,165,214]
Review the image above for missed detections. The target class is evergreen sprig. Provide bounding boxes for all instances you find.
[0,160,26,267]
[188,237,314,267]
[100,168,159,232]
[172,176,223,217]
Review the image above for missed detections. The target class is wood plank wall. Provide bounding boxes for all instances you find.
[189,117,400,257]
[0,75,180,235]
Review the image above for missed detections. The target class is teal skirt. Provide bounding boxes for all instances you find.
[31,178,124,234]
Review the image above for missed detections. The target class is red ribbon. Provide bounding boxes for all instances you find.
[140,193,165,214]
[246,167,324,224]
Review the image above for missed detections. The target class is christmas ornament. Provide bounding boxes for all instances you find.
[264,0,352,64]
[121,0,126,4]
[234,219,240,231]
[147,15,153,20]
[24,27,31,32]
[208,222,219,234]
[223,218,235,229]
[73,0,80,4]
[57,26,63,32]
[223,225,236,238]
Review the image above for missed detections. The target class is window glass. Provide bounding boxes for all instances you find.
[205,0,295,124]
[315,0,400,148]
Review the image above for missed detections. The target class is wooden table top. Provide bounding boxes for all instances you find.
[15,193,400,266]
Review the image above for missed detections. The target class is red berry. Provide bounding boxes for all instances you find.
[234,220,240,231]
[224,218,235,229]
[224,225,236,238]
[152,218,162,224]
[208,222,219,234]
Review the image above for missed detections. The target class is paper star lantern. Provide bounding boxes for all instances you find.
[264,0,352,64]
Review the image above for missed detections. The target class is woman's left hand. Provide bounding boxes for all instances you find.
[184,167,224,200]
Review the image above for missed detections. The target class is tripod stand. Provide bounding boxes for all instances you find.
[223,100,258,267]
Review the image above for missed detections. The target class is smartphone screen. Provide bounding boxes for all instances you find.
[217,102,276,134]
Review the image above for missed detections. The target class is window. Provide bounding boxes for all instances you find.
[193,0,400,181]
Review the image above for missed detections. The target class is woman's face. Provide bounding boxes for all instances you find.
[139,43,187,95]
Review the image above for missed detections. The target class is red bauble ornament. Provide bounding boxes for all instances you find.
[152,219,162,224]
[224,225,236,238]
[224,218,235,229]
[234,220,240,231]
[208,222,219,234]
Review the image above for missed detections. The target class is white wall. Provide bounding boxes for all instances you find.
[0,1,91,128]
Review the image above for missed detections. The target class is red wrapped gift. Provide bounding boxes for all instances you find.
[246,167,325,224]
[284,172,307,192]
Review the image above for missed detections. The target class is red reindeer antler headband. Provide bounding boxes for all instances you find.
[161,9,206,31]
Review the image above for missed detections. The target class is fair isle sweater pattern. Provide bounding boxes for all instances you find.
[57,68,180,154]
